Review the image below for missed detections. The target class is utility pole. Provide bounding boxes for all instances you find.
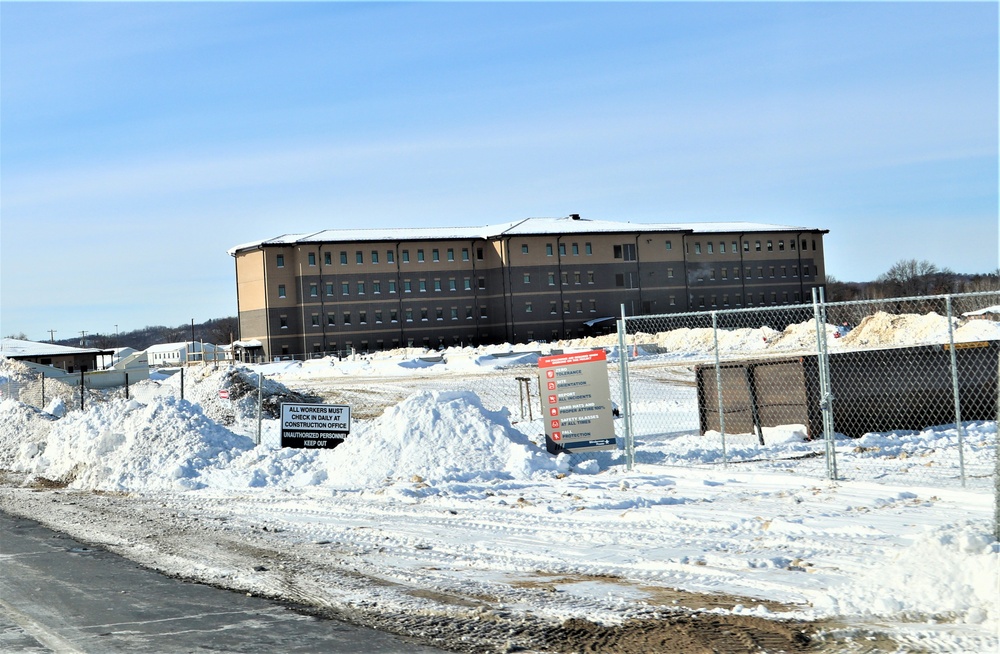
[79,331,87,346]
[48,329,57,343]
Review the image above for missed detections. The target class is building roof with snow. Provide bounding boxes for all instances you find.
[229,215,827,255]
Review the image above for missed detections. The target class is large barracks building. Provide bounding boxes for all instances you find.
[229,215,827,360]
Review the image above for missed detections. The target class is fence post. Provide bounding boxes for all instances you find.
[180,367,184,401]
[256,373,263,446]
[617,305,634,471]
[994,344,1000,543]
[41,374,45,408]
[944,295,967,487]
[812,287,837,480]
[125,372,130,400]
[80,369,85,411]
[711,311,728,467]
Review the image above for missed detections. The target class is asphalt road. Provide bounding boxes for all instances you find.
[0,511,447,653]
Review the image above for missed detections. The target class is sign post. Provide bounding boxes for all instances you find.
[280,402,351,449]
[537,350,616,454]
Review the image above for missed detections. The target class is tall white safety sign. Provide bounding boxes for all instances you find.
[537,350,616,454]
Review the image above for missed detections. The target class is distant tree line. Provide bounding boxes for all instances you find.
[38,317,240,350]
[827,259,999,303]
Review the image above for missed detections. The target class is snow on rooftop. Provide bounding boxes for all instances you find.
[228,216,825,254]
[0,338,107,358]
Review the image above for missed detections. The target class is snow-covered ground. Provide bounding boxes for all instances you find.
[1,313,998,653]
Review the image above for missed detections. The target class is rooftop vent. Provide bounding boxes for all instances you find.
[569,213,581,220]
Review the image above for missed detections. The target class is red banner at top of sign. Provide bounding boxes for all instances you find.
[538,349,607,368]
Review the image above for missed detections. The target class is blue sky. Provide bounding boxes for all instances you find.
[2,2,997,343]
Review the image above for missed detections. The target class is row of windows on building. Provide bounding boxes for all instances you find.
[274,236,820,271]
[693,290,805,309]
[688,238,819,256]
[279,305,491,329]
[276,262,821,299]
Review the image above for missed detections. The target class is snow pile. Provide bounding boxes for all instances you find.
[322,390,563,488]
[815,521,999,630]
[0,398,57,468]
[13,396,253,491]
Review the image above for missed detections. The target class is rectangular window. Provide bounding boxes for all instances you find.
[521,244,529,254]
[324,252,331,266]
[449,278,457,291]
[390,309,398,322]
[732,241,737,253]
[435,308,443,321]
[743,241,750,252]
[525,302,532,313]
[388,280,397,293]
[790,240,797,250]
[706,242,712,254]
[387,250,395,263]
[558,243,566,256]
[308,253,316,266]
[276,254,285,267]
[778,240,785,251]
[767,240,773,251]
[572,243,579,255]
[769,266,775,278]
[405,309,413,322]
[328,314,335,326]
[373,281,381,294]
[721,268,727,280]
[375,310,383,323]
[733,267,740,279]
[745,266,752,278]
[585,242,592,255]
[326,282,334,296]
[550,301,558,314]
[546,243,554,256]
[710,269,716,280]
[419,280,427,292]
[720,242,725,253]
[432,249,439,262]
[417,249,425,263]
[310,283,318,297]
[480,306,488,318]
[343,312,352,325]
[476,247,484,260]
[371,250,379,264]
[280,316,288,328]
[357,281,365,294]
[465,306,473,319]
[278,284,286,298]
[755,240,761,251]
[560,272,568,285]
[548,272,556,285]
[575,300,583,313]
[781,266,787,278]
[463,277,472,290]
[342,282,350,295]
[523,273,531,284]
[589,299,597,312]
[402,250,410,263]
[793,265,799,277]
[574,271,581,284]
[340,251,348,264]
[462,248,470,261]
[447,248,454,261]
[757,267,763,279]
[356,251,363,264]
[667,267,674,278]
[478,277,486,289]
[665,240,672,251]
[404,280,412,292]
[434,279,442,291]
[450,307,458,320]
[359,311,367,324]
[587,271,595,284]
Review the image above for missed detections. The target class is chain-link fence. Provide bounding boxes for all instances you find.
[618,290,1000,494]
